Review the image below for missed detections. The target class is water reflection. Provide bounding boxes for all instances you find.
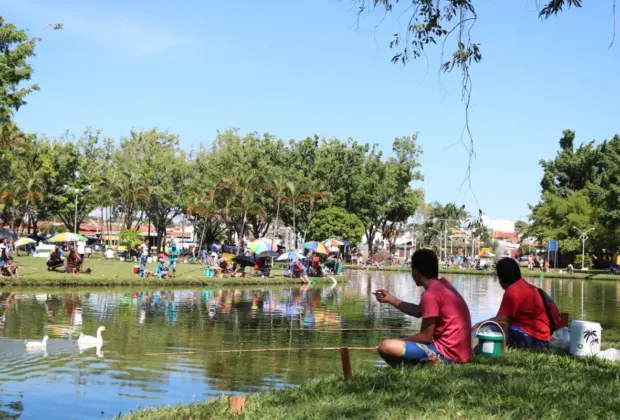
[0,272,618,418]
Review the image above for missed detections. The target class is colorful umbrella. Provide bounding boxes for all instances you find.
[49,232,89,243]
[14,237,36,247]
[276,252,305,261]
[249,238,277,255]
[304,241,330,254]
[323,239,345,248]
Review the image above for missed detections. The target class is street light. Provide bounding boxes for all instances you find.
[572,226,595,270]
[65,184,91,234]
[429,228,441,258]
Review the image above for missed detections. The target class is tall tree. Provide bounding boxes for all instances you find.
[283,181,307,249]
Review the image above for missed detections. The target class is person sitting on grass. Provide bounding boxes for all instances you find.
[472,258,551,349]
[293,259,310,284]
[375,249,472,366]
[156,259,169,280]
[47,246,64,271]
[231,262,246,278]
[5,257,20,278]
[208,252,223,278]
[66,248,82,275]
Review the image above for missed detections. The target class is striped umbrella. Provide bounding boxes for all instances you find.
[303,241,330,254]
[323,239,345,248]
[14,237,36,247]
[49,232,89,243]
[249,238,277,255]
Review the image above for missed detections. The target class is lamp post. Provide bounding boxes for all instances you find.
[429,227,441,259]
[572,226,595,270]
[64,179,91,234]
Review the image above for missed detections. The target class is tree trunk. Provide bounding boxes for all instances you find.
[273,201,280,241]
[240,211,247,249]
[292,202,297,249]
[365,226,376,256]
[199,217,207,248]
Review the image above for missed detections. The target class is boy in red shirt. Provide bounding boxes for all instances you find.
[473,258,551,348]
[374,249,472,365]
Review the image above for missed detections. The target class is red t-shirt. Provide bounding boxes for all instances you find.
[498,278,551,341]
[421,278,472,363]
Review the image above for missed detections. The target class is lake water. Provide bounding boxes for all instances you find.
[1,271,619,419]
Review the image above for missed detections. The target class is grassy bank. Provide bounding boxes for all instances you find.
[344,264,620,281]
[120,328,620,419]
[2,257,347,287]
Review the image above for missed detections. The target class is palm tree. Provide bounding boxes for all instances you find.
[219,170,265,249]
[283,181,307,249]
[187,189,222,248]
[114,171,148,230]
[13,170,44,234]
[262,175,288,241]
[302,181,332,243]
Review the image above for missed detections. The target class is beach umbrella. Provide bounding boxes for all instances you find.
[14,237,36,247]
[338,239,349,246]
[323,239,345,248]
[257,250,278,258]
[49,232,89,243]
[0,228,17,241]
[483,252,495,258]
[232,255,256,267]
[304,241,330,254]
[249,238,277,255]
[276,252,305,261]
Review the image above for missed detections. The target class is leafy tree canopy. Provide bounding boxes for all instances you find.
[306,207,365,247]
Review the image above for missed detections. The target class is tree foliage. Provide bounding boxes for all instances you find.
[306,207,365,247]
[530,130,620,255]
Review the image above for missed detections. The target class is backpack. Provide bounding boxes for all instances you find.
[537,288,565,333]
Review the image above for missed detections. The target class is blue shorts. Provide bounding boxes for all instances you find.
[402,342,452,364]
[507,325,548,349]
[168,261,177,271]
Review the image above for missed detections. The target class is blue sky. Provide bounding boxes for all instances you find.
[3,0,619,222]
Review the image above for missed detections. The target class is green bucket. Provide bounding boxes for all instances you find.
[475,321,505,357]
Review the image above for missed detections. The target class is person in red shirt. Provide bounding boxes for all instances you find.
[473,257,551,348]
[374,249,472,365]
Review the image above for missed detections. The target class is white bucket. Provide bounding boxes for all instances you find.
[569,320,602,356]
[147,257,153,263]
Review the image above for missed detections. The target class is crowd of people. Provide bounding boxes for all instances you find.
[374,249,562,365]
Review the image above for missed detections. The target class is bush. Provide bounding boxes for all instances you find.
[119,229,143,248]
[573,254,593,269]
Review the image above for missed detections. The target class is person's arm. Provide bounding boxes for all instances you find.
[373,289,422,318]
[402,317,437,344]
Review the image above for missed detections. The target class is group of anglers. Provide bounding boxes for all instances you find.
[375,249,561,365]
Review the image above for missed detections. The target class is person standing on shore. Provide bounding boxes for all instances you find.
[167,241,180,278]
[374,249,472,366]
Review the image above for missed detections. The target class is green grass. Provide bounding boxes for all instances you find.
[119,328,620,419]
[344,264,620,281]
[3,256,347,287]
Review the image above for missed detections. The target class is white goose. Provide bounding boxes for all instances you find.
[77,326,106,345]
[25,336,49,349]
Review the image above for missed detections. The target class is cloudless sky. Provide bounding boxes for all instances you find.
[3,0,619,222]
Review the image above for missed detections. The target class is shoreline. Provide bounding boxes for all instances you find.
[343,264,620,281]
[118,330,620,419]
[0,274,348,288]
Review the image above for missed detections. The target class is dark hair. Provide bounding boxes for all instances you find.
[496,258,521,285]
[410,249,439,279]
